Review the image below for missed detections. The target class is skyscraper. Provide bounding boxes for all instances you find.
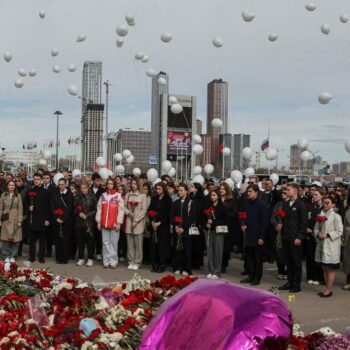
[207,79,228,167]
[219,133,234,177]
[233,134,250,170]
[81,61,104,172]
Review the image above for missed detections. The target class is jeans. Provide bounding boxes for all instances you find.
[102,229,120,265]
[2,240,20,259]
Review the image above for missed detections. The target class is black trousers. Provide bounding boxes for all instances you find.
[46,226,54,255]
[245,246,263,282]
[283,239,303,289]
[76,225,94,260]
[264,225,276,262]
[304,238,324,282]
[29,230,47,260]
[55,224,71,263]
[150,230,171,270]
[70,226,78,259]
[172,234,192,274]
[94,224,102,256]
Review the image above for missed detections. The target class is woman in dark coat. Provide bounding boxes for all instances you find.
[171,183,197,276]
[190,183,206,270]
[51,178,74,264]
[148,182,172,273]
[219,182,238,273]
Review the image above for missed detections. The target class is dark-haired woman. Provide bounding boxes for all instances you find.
[142,182,153,265]
[148,182,172,272]
[0,181,23,262]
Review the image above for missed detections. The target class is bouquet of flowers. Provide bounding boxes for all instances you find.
[275,208,286,249]
[203,207,215,220]
[54,208,64,238]
[174,216,183,251]
[27,191,37,224]
[148,210,159,243]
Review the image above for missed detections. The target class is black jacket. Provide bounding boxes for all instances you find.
[242,197,269,247]
[171,197,197,234]
[261,189,281,216]
[148,194,172,228]
[89,186,105,201]
[208,201,228,228]
[51,189,74,225]
[281,198,307,241]
[74,192,97,228]
[24,186,51,231]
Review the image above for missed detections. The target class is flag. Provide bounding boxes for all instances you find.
[22,144,25,150]
[261,138,269,151]
[68,137,72,145]
[75,137,80,144]
[218,143,223,153]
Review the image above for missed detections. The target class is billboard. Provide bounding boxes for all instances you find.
[167,131,192,155]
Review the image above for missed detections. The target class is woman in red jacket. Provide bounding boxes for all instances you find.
[96,178,124,268]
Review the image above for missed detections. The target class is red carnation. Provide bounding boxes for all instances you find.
[175,216,183,224]
[54,208,64,217]
[28,191,37,197]
[75,204,83,212]
[203,208,215,217]
[275,208,286,218]
[148,210,158,217]
[316,215,327,223]
[128,201,138,207]
[238,212,247,220]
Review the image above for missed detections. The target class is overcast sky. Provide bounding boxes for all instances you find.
[1,0,350,167]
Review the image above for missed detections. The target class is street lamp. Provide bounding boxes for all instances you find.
[53,111,62,169]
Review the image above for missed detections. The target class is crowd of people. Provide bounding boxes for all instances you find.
[0,169,349,297]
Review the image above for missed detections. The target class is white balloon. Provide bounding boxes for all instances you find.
[116,164,125,175]
[147,168,158,182]
[3,51,13,62]
[68,64,77,72]
[125,14,135,24]
[51,49,59,57]
[141,55,149,63]
[153,178,162,186]
[96,157,106,167]
[161,32,173,43]
[72,169,82,178]
[242,147,253,160]
[126,155,134,164]
[29,69,37,77]
[297,138,309,149]
[14,79,24,88]
[162,160,172,172]
[122,149,132,158]
[146,68,158,77]
[18,68,27,77]
[301,150,312,162]
[76,33,87,42]
[193,135,202,144]
[340,14,349,23]
[171,103,183,114]
[192,175,205,185]
[231,170,243,183]
[204,164,214,175]
[53,173,64,186]
[268,33,278,42]
[192,144,204,156]
[99,167,110,180]
[113,153,123,162]
[38,159,47,166]
[39,10,46,19]
[169,96,178,105]
[265,148,278,161]
[43,149,52,159]
[135,52,144,60]
[242,9,255,22]
[318,92,332,105]
[305,3,316,11]
[52,65,61,73]
[225,178,235,189]
[270,173,279,186]
[116,25,128,37]
[345,140,350,153]
[158,77,167,85]
[321,24,330,35]
[132,167,141,177]
[68,84,78,96]
[168,167,176,177]
[222,147,231,156]
[193,166,202,175]
[116,38,124,48]
[211,118,223,128]
[212,36,224,48]
[244,167,255,177]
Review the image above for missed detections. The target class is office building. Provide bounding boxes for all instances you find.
[219,133,234,177]
[199,134,213,166]
[196,119,203,135]
[233,134,250,170]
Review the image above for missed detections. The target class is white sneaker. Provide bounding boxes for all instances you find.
[211,275,219,280]
[307,280,313,284]
[182,271,189,276]
[4,257,10,263]
[312,281,320,285]
[10,257,15,263]
[127,264,134,270]
[207,274,213,279]
[86,260,94,267]
[77,259,85,266]
[132,265,139,271]
[277,274,284,280]
[103,264,109,268]
[110,263,118,269]
[174,270,181,275]
[96,254,102,261]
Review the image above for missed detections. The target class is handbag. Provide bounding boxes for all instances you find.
[215,225,229,234]
[0,195,15,223]
[189,225,200,236]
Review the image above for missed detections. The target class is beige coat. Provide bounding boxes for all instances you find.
[0,193,23,242]
[124,191,147,234]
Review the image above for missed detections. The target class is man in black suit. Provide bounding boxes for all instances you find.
[25,173,51,263]
[278,182,307,293]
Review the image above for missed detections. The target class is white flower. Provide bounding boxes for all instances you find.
[292,323,304,337]
[315,326,339,336]
[76,282,89,289]
[0,337,9,345]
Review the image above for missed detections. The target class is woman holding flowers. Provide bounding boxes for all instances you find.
[148,182,172,273]
[124,178,147,271]
[0,180,23,262]
[314,197,343,297]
